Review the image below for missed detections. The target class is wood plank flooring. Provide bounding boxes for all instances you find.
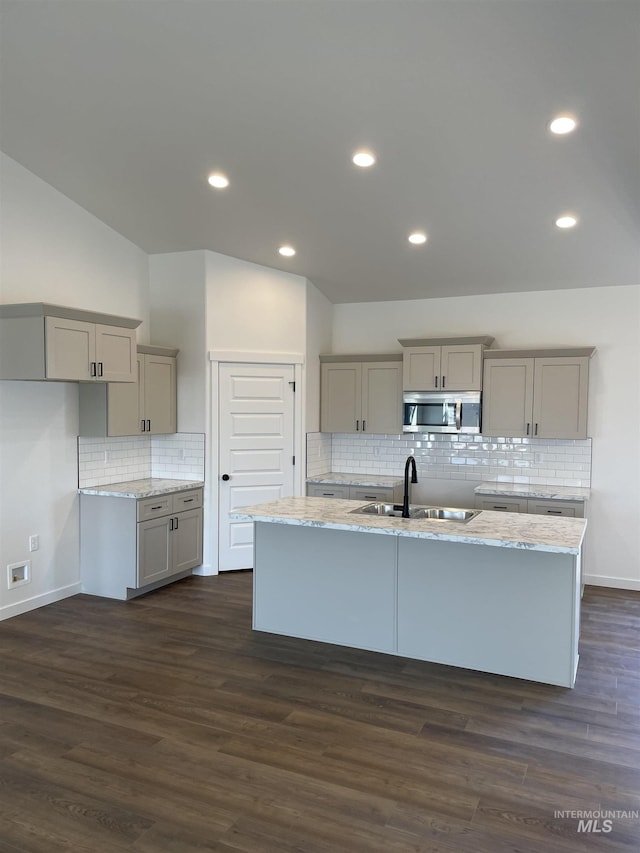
[0,574,639,852]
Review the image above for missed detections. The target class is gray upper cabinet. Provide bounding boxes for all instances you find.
[79,345,178,437]
[320,355,403,434]
[0,303,141,382]
[398,336,494,391]
[482,349,594,439]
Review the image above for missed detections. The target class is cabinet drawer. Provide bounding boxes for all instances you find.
[527,500,582,518]
[307,484,351,499]
[137,495,173,521]
[475,497,528,513]
[172,489,203,513]
[349,486,393,502]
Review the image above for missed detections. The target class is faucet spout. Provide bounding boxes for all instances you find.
[402,455,418,518]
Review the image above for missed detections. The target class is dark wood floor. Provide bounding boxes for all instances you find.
[0,575,639,852]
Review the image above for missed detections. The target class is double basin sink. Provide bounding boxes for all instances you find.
[351,502,479,523]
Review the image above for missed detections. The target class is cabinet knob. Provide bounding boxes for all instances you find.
[221,474,230,481]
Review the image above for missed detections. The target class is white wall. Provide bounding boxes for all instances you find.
[0,154,149,618]
[305,279,333,432]
[206,251,307,354]
[149,251,207,433]
[333,285,640,589]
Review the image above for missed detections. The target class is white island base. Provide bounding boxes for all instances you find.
[253,522,581,688]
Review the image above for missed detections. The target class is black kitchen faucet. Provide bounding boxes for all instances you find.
[402,455,418,518]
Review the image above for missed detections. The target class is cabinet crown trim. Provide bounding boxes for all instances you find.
[483,347,596,359]
[319,353,402,363]
[0,302,142,329]
[137,344,179,357]
[398,336,494,348]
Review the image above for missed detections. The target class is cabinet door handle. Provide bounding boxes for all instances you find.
[221,474,230,481]
[526,422,530,435]
[170,517,174,530]
[356,420,360,431]
[534,423,538,435]
[362,420,366,432]
[90,361,97,377]
[174,516,179,529]
[97,362,103,377]
[141,419,146,432]
[442,375,446,388]
[146,419,151,432]
[434,375,438,388]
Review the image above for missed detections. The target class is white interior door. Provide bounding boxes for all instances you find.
[218,363,295,571]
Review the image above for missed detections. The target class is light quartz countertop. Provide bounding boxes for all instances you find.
[79,478,204,499]
[230,496,587,555]
[474,482,590,502]
[306,472,403,487]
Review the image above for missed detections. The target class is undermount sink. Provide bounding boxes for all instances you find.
[351,502,407,517]
[410,507,478,522]
[350,503,479,522]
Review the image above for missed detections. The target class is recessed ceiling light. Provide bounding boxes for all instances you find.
[408,231,428,245]
[555,215,578,229]
[207,173,229,189]
[278,245,296,257]
[352,150,376,168]
[549,115,578,135]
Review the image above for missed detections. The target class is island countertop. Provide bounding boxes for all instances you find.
[230,496,587,555]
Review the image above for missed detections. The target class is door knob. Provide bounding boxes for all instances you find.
[221,474,230,481]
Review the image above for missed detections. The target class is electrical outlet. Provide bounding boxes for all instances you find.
[29,534,39,552]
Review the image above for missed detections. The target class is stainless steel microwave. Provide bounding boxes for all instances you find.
[403,391,481,434]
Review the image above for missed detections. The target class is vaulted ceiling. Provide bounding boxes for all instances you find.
[1,0,638,303]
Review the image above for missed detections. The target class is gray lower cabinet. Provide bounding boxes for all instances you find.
[81,488,203,600]
[475,496,584,518]
[307,483,403,502]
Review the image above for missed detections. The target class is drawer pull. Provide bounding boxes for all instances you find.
[364,495,377,500]
[493,505,508,510]
[150,505,163,510]
[322,492,333,496]
[547,509,562,514]
[183,498,194,503]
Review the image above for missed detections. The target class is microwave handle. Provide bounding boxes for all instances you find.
[455,399,462,431]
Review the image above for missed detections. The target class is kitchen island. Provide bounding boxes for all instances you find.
[230,497,587,687]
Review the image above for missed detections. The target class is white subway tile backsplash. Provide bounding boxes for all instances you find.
[78,433,205,488]
[326,432,591,488]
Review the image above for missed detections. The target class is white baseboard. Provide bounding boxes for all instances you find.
[584,574,640,592]
[0,582,82,621]
[192,563,218,576]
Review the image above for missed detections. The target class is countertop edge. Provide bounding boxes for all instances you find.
[230,507,585,555]
[79,478,204,499]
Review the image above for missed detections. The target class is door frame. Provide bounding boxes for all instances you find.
[206,350,305,575]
